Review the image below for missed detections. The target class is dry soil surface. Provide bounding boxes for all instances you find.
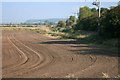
[2,30,119,78]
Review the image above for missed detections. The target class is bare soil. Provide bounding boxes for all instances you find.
[2,30,119,78]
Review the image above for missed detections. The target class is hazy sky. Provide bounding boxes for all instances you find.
[1,2,118,23]
[1,0,119,2]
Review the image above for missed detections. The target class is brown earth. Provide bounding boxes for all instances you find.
[2,30,119,78]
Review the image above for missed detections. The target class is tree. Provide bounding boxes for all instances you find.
[91,8,97,13]
[57,21,66,27]
[75,6,98,31]
[75,15,98,31]
[91,8,98,17]
[66,19,70,26]
[78,6,93,20]
[69,16,75,22]
[66,16,76,27]
[100,6,120,38]
[101,7,109,13]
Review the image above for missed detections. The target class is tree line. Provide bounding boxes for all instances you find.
[57,5,120,39]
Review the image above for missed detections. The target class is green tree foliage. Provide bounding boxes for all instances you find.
[57,21,66,27]
[75,6,98,31]
[101,7,109,13]
[75,5,119,37]
[100,6,120,38]
[78,6,93,20]
[66,19,69,26]
[75,16,98,31]
[66,16,76,27]
[69,16,76,22]
[91,8,97,12]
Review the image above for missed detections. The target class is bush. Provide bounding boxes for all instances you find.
[57,21,66,27]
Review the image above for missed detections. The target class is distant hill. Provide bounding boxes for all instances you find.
[25,18,67,24]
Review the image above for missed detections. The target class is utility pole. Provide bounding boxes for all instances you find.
[92,0,101,34]
[93,0,101,18]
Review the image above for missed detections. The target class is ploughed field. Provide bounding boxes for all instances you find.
[2,29,119,78]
